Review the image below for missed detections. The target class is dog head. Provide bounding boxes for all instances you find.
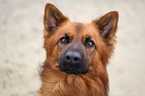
[43,3,118,75]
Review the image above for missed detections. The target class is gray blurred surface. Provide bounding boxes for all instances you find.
[0,0,145,96]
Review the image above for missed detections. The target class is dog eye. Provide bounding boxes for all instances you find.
[86,40,95,47]
[59,37,68,44]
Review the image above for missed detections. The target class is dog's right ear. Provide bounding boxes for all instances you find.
[44,3,68,36]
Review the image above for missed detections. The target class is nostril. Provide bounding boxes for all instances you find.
[65,55,70,60]
[74,57,79,62]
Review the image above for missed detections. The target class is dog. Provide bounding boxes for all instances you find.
[37,3,119,96]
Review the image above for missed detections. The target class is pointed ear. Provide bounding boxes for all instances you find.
[92,11,119,53]
[44,3,68,34]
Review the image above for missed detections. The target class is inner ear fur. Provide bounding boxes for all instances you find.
[44,3,68,35]
[92,11,119,54]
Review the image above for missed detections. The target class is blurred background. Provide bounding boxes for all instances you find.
[0,0,145,96]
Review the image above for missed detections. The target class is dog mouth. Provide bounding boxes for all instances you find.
[60,67,89,75]
[56,63,89,75]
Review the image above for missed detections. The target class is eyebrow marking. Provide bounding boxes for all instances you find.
[86,34,91,39]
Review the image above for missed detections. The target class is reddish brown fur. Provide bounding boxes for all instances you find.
[37,3,119,96]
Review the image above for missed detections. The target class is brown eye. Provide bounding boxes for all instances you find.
[59,37,68,44]
[88,41,93,46]
[61,38,66,42]
[86,40,95,47]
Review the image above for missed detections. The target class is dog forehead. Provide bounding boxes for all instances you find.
[74,22,100,39]
[74,22,84,33]
[61,22,98,36]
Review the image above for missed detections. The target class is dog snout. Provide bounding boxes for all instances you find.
[59,50,89,75]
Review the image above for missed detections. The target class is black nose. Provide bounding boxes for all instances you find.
[64,51,81,64]
[59,50,89,75]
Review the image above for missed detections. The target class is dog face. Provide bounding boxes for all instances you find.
[58,22,102,75]
[43,4,118,75]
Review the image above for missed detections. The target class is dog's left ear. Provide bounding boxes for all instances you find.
[44,3,68,36]
[92,11,119,53]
